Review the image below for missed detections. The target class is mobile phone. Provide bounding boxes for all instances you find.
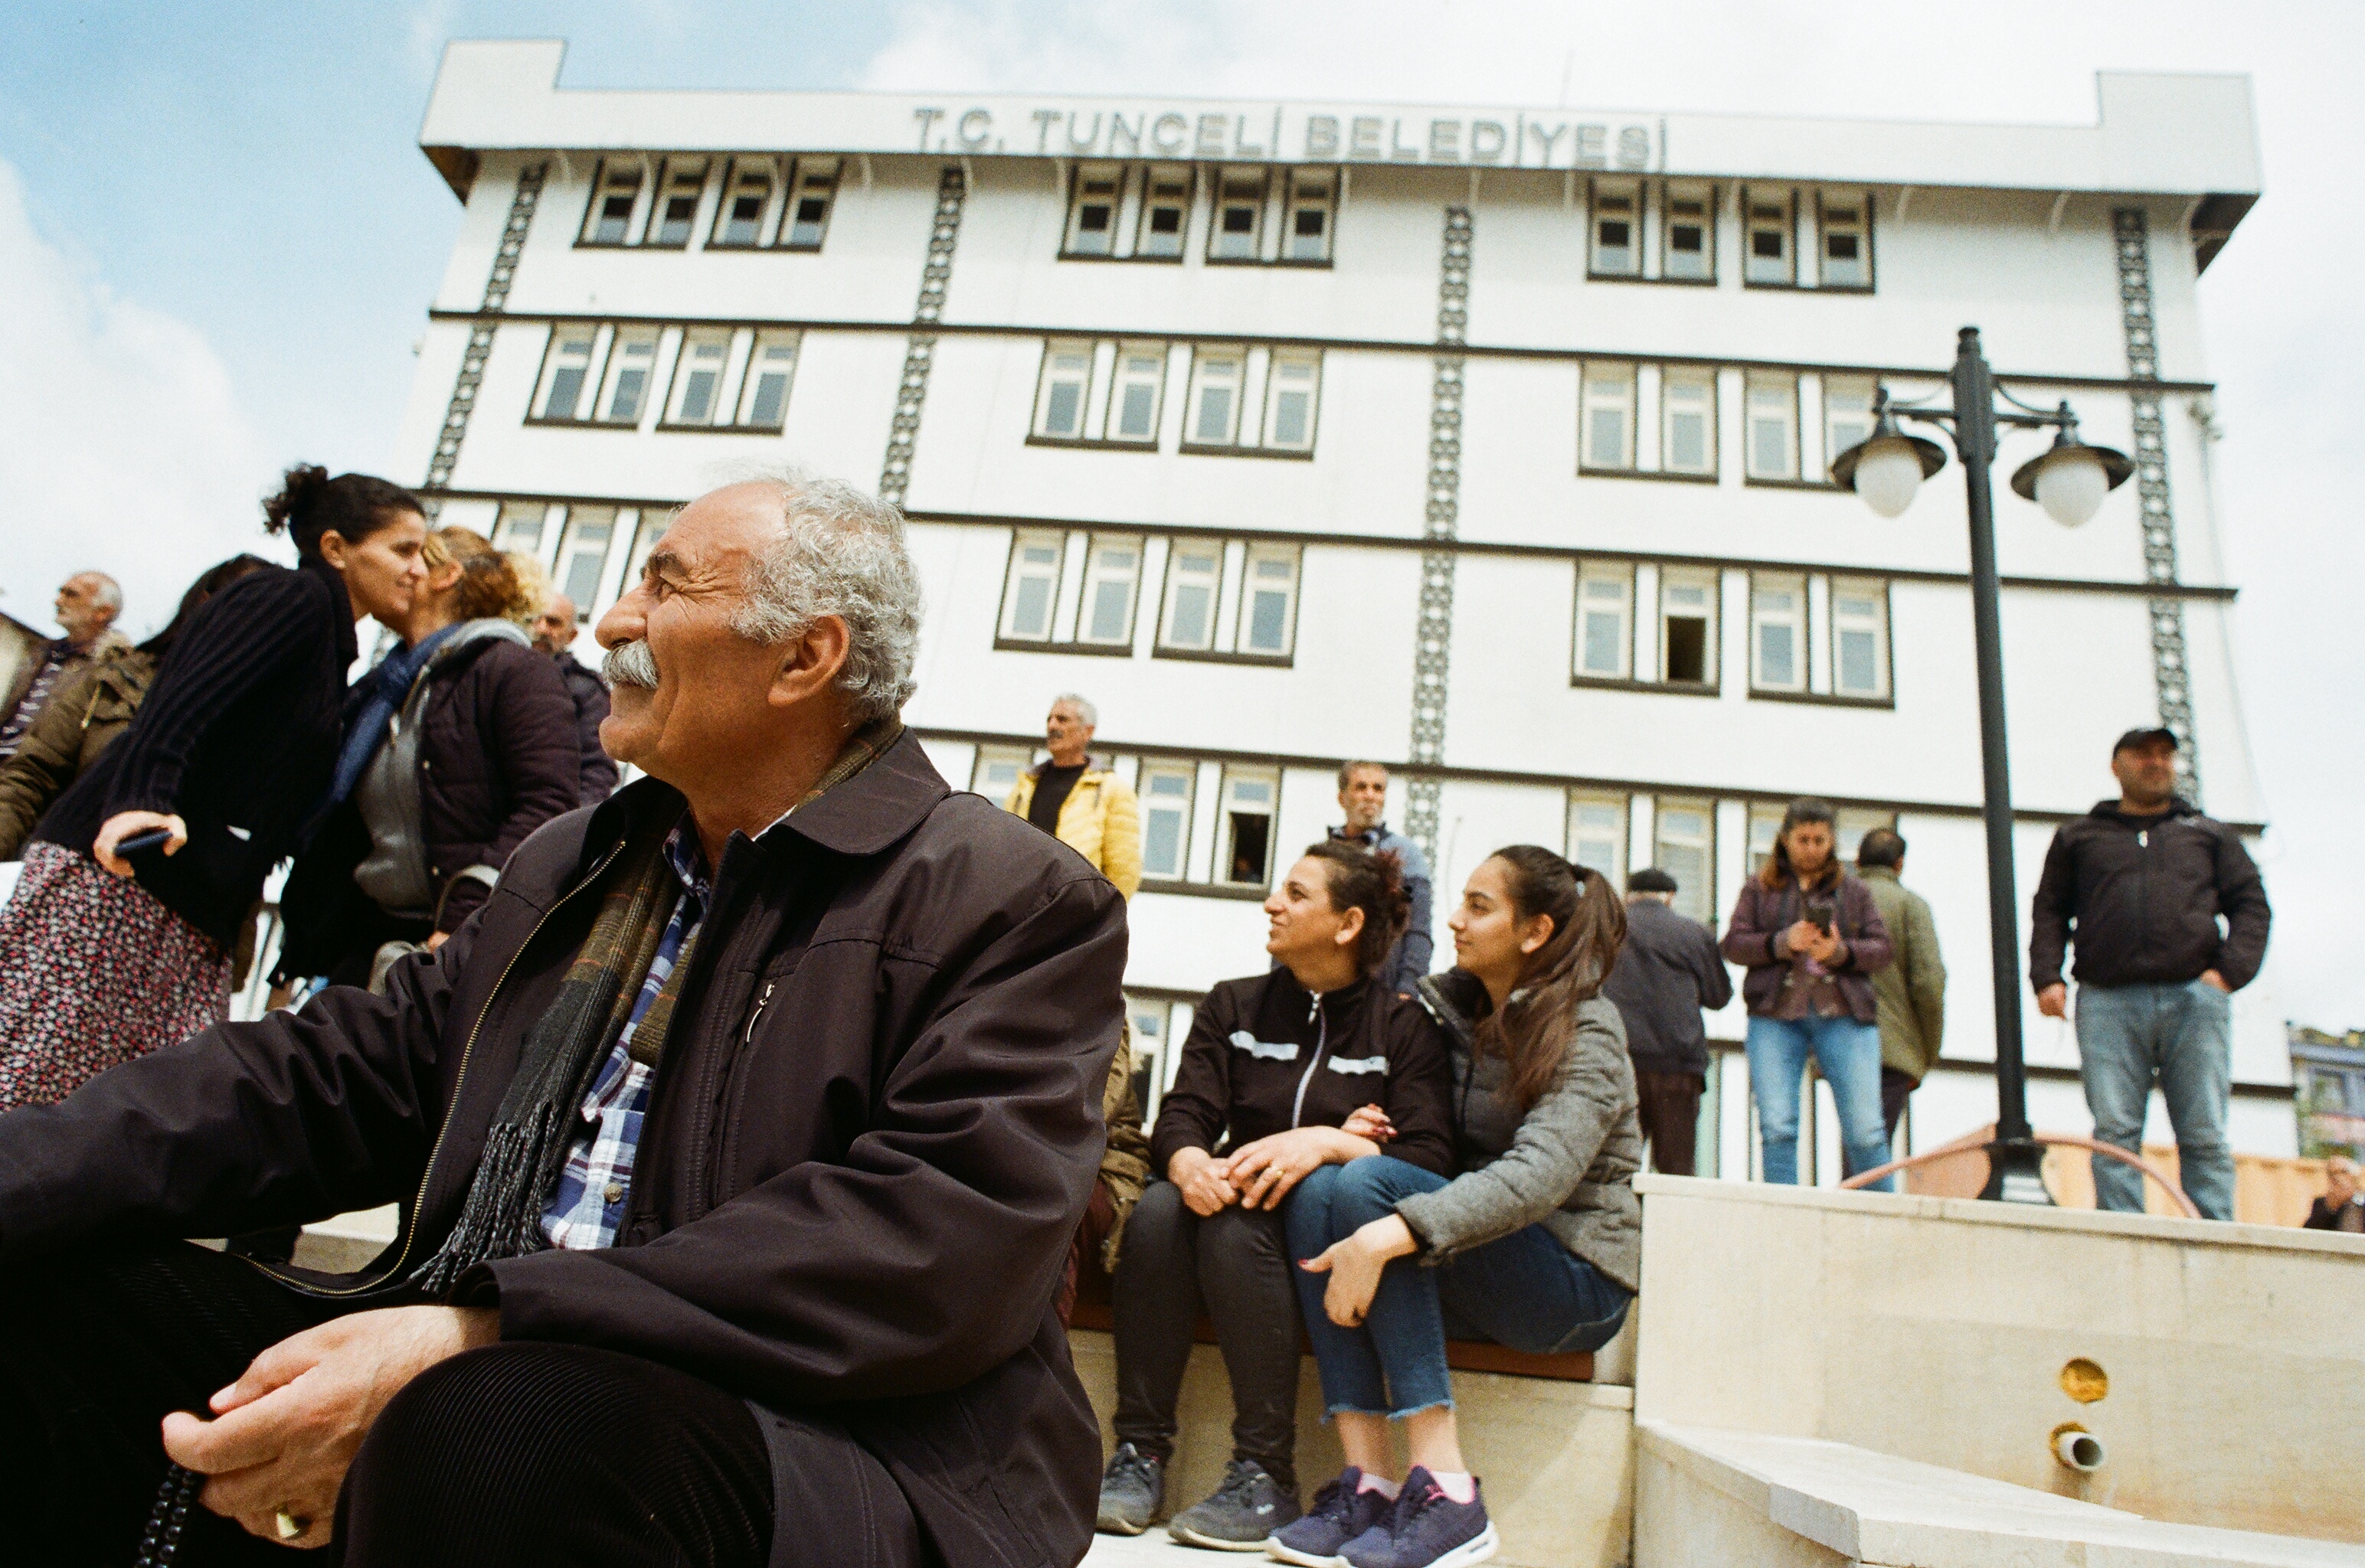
[1804,897,1835,933]
[116,828,172,858]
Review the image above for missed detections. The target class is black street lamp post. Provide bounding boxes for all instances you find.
[1829,325,2133,1204]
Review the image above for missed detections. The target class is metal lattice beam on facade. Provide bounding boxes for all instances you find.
[879,167,967,507]
[1405,206,1473,865]
[2111,206,2201,805]
[423,162,547,510]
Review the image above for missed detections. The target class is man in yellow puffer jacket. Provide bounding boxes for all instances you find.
[1004,694,1142,897]
[1003,694,1150,1321]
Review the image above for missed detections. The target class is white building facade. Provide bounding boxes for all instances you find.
[401,41,2284,1176]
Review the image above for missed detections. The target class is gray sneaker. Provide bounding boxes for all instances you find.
[1167,1459,1301,1551]
[1097,1442,1165,1535]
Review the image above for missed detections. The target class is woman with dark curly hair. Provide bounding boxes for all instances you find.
[1274,845,1642,1568]
[1095,839,1455,1550]
[0,466,427,1109]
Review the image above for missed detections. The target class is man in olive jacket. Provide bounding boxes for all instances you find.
[0,475,1127,1568]
[1855,828,1945,1142]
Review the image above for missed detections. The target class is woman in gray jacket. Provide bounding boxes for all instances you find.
[1274,844,1641,1568]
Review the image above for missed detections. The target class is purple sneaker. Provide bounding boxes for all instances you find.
[1339,1467,1497,1568]
[1268,1468,1394,1566]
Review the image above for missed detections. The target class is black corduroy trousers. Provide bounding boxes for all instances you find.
[0,1241,781,1567]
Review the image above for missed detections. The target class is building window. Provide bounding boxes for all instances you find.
[1574,562,1634,681]
[1662,371,1718,475]
[581,162,643,245]
[1109,345,1168,444]
[1830,578,1891,700]
[1818,194,1870,289]
[1660,570,1719,686]
[711,157,777,248]
[1218,769,1278,887]
[1662,181,1715,280]
[1284,169,1336,263]
[534,328,599,421]
[492,501,549,557]
[557,507,618,616]
[1654,799,1718,926]
[1744,188,1795,286]
[1262,354,1320,452]
[1185,351,1244,446]
[1077,535,1144,647]
[1749,573,1808,692]
[1158,541,1224,651]
[1033,342,1096,440]
[970,746,1029,803]
[1745,374,1798,481]
[1209,169,1268,260]
[644,158,708,248]
[1580,363,1637,471]
[1824,375,1878,469]
[1064,163,1123,256]
[597,330,661,425]
[1238,546,1300,657]
[1567,794,1627,885]
[1136,165,1192,258]
[663,331,732,426]
[1137,760,1196,880]
[783,160,839,249]
[737,332,800,430]
[1589,181,1640,276]
[999,532,1065,642]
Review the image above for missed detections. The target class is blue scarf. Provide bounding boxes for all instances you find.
[327,622,463,806]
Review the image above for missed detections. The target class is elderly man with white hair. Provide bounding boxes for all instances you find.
[0,472,1129,1568]
[0,570,128,762]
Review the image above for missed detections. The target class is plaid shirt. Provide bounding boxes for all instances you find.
[539,822,710,1250]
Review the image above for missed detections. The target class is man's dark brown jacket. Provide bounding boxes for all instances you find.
[0,730,1129,1568]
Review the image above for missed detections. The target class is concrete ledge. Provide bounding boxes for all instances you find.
[1636,1423,2365,1568]
[1069,1328,1633,1568]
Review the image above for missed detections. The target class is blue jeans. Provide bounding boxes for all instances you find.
[2073,979,2234,1220]
[1745,1014,1893,1191]
[1281,1158,1632,1418]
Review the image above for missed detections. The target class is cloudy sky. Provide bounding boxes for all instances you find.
[3,1,2360,1026]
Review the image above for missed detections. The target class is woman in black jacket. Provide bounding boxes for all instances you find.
[0,466,427,1110]
[276,525,581,990]
[1096,839,1455,1550]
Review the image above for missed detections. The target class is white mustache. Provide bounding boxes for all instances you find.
[603,639,659,689]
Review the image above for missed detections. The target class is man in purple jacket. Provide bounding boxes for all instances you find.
[0,472,1126,1568]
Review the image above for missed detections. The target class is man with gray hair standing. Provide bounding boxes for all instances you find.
[0,472,1127,1568]
[0,570,127,761]
[1005,693,1142,899]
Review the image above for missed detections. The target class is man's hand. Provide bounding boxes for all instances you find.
[1222,1126,1369,1212]
[1299,1214,1418,1327]
[161,1305,498,1548]
[1169,1147,1238,1217]
[94,810,186,877]
[2199,969,2229,993]
[2036,982,2069,1019]
[424,932,450,952]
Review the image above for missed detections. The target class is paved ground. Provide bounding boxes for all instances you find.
[1084,1527,1265,1566]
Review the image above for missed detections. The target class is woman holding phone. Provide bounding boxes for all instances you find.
[1720,795,1895,1190]
[0,466,427,1109]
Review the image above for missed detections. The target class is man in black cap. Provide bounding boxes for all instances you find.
[1601,867,1732,1175]
[2029,727,2271,1220]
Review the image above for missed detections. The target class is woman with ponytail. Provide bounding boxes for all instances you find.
[276,525,580,989]
[1274,846,1642,1568]
[0,466,426,1109]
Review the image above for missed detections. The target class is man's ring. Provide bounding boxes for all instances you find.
[273,1510,308,1540]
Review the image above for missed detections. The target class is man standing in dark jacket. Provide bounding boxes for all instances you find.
[2030,727,2271,1221]
[0,472,1126,1568]
[534,592,620,802]
[1601,867,1732,1174]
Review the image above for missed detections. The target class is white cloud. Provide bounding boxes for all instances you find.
[0,158,281,644]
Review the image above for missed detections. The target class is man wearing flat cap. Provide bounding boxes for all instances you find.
[1601,866,1732,1176]
[2030,726,2270,1220]
[0,470,1127,1566]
